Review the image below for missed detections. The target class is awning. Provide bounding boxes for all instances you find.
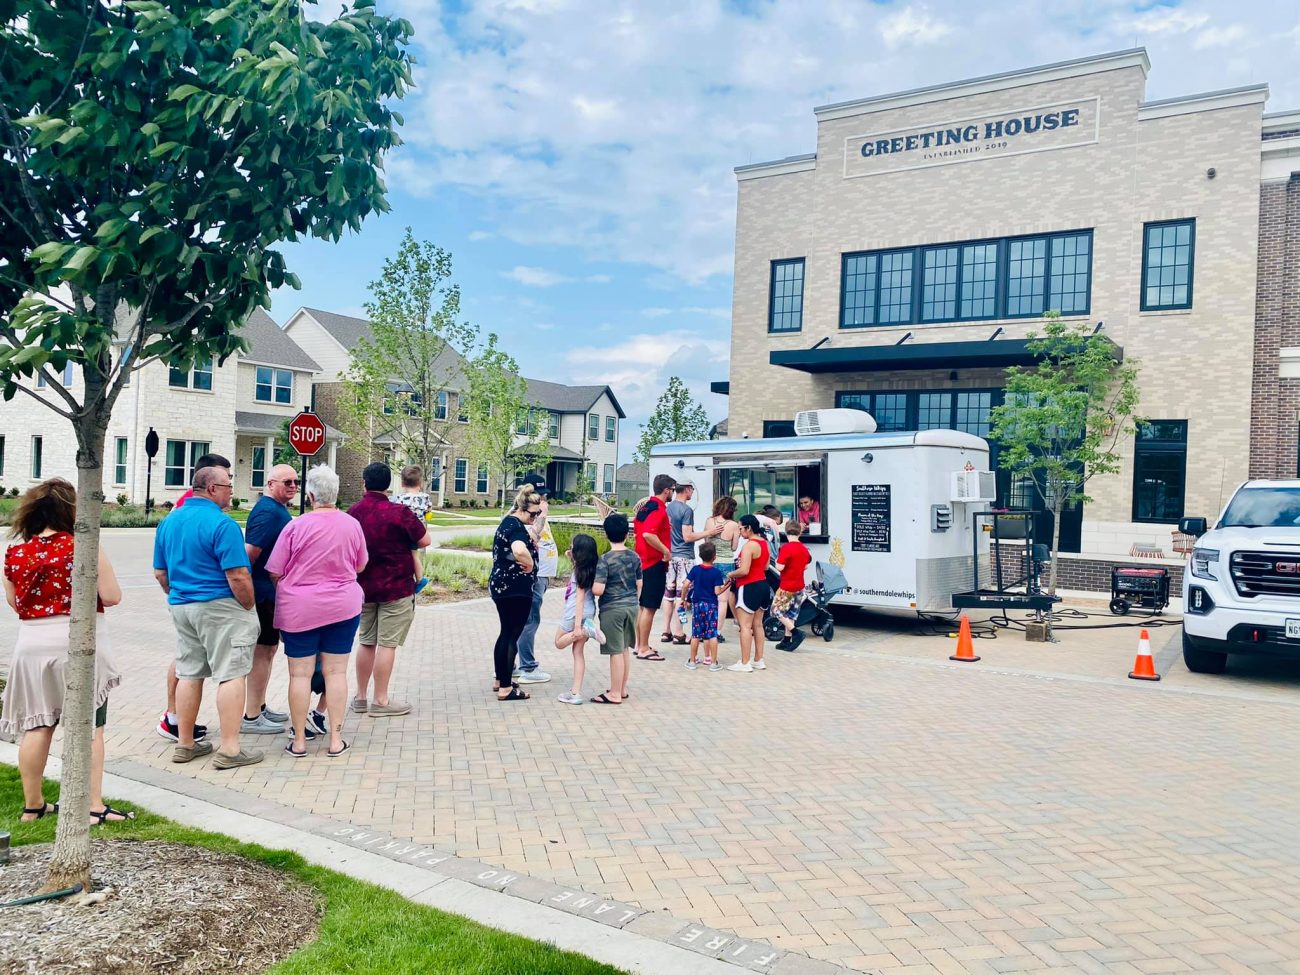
[710,381,730,395]
[770,337,1121,374]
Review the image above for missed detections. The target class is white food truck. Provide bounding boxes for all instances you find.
[648,409,996,616]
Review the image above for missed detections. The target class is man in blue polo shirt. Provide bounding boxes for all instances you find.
[154,465,263,769]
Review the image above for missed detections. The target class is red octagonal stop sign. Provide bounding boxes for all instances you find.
[288,411,327,456]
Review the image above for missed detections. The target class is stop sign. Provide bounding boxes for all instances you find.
[288,411,327,456]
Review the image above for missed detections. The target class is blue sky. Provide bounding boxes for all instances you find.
[272,0,1300,463]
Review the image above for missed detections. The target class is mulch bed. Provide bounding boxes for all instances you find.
[419,583,490,604]
[0,839,321,975]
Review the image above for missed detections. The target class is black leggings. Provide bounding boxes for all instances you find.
[493,596,532,688]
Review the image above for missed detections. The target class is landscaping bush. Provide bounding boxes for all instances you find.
[101,505,167,528]
[549,520,610,559]
[116,492,129,506]
[440,534,492,552]
[7,487,17,498]
[421,551,490,592]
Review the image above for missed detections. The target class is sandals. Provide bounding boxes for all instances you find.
[90,805,136,825]
[671,637,689,645]
[659,632,673,643]
[21,801,58,821]
[590,693,622,704]
[285,741,308,758]
[327,740,351,758]
[497,687,530,701]
[635,651,665,661]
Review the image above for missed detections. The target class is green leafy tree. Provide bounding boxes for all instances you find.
[636,376,711,463]
[989,314,1141,593]
[338,231,475,487]
[0,0,411,893]
[465,334,552,509]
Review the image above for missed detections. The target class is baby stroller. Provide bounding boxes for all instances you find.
[764,562,848,646]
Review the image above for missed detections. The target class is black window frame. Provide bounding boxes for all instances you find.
[1140,219,1195,312]
[762,419,797,438]
[1131,419,1188,524]
[838,229,1093,329]
[767,258,805,333]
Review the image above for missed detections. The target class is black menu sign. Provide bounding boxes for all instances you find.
[851,484,891,553]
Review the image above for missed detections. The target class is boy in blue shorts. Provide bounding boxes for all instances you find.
[682,541,726,672]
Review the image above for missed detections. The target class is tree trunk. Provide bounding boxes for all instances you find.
[41,415,108,894]
[1047,497,1064,595]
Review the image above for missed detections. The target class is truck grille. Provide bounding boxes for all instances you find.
[1230,551,1300,598]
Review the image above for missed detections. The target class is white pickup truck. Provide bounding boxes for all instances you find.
[1179,480,1300,674]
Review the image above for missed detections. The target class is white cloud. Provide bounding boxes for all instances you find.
[641,307,674,318]
[468,230,496,241]
[879,6,953,47]
[499,265,611,287]
[640,306,730,320]
[1115,9,1210,36]
[1193,24,1248,50]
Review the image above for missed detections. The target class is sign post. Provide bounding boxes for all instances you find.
[144,427,159,514]
[287,408,327,514]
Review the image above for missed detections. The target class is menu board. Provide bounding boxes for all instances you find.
[851,484,891,553]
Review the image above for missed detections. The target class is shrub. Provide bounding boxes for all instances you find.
[469,498,478,509]
[7,488,17,498]
[420,551,490,592]
[161,501,175,511]
[231,497,242,510]
[549,520,611,559]
[116,492,129,507]
[100,505,167,528]
[458,499,467,509]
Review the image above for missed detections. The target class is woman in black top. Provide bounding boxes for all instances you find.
[490,487,541,700]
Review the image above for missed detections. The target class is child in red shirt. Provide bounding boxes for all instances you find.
[773,520,811,651]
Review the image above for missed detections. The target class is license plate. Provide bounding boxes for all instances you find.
[1286,619,1300,640]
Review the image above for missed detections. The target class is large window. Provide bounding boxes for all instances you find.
[714,461,824,534]
[254,366,292,404]
[435,390,449,420]
[114,438,128,485]
[603,464,614,494]
[768,258,805,333]
[454,458,468,493]
[549,413,560,440]
[1142,219,1194,311]
[1132,420,1187,523]
[763,420,797,438]
[457,394,469,423]
[841,230,1092,327]
[31,436,43,479]
[588,413,599,441]
[430,458,442,493]
[251,445,266,489]
[476,463,489,494]
[169,358,213,390]
[165,440,211,487]
[605,416,616,442]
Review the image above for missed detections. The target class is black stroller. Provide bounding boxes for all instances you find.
[764,562,848,646]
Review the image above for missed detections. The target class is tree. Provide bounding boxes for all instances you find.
[464,334,552,509]
[635,376,711,463]
[338,231,475,488]
[989,314,1141,593]
[0,0,411,893]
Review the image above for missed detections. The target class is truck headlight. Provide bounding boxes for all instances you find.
[1191,547,1219,581]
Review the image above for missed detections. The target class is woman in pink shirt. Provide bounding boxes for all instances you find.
[265,465,367,758]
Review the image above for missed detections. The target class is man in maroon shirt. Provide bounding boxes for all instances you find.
[633,473,675,660]
[347,463,431,717]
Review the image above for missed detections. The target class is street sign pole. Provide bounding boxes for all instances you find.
[144,427,159,514]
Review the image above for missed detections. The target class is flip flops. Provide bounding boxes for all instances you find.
[590,693,622,704]
[635,651,666,661]
[328,740,351,758]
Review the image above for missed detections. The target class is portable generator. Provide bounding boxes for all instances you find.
[1109,566,1170,615]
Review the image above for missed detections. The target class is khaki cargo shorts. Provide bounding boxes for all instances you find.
[360,597,416,648]
[171,598,259,683]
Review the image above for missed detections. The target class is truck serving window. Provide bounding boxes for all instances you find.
[1219,487,1300,528]
[714,460,825,536]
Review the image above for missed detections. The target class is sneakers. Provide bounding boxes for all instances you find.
[261,705,289,723]
[309,709,328,735]
[241,712,287,735]
[774,638,790,651]
[557,691,584,705]
[157,712,208,743]
[753,660,767,670]
[172,740,214,763]
[368,700,412,717]
[789,630,806,651]
[350,697,368,713]
[289,723,319,741]
[685,659,698,670]
[727,661,753,673]
[583,617,606,645]
[516,670,552,684]
[708,661,723,672]
[213,748,265,770]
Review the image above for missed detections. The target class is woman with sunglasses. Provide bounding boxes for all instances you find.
[490,487,541,701]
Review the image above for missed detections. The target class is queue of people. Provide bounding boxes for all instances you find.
[2,461,816,805]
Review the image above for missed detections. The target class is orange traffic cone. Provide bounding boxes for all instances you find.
[949,615,980,662]
[1128,629,1160,681]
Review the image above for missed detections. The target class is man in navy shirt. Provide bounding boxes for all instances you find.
[154,465,262,769]
[240,463,298,735]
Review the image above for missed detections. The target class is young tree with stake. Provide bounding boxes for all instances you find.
[989,314,1141,593]
[636,376,712,463]
[0,0,411,893]
[465,334,552,509]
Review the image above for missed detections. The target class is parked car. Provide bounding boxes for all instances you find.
[1180,479,1300,673]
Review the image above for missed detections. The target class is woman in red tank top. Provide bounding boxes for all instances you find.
[723,514,771,673]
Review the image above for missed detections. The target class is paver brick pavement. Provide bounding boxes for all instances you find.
[3,530,1300,973]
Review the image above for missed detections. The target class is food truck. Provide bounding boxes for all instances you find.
[648,409,996,616]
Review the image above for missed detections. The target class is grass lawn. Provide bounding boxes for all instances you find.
[0,765,624,975]
[438,533,493,552]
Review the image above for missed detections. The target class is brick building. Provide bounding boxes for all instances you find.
[718,48,1299,592]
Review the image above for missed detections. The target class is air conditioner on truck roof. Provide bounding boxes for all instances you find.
[795,408,877,436]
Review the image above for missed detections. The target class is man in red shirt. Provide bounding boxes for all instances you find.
[773,520,812,651]
[633,473,675,660]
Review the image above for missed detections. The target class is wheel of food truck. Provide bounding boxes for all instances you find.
[822,621,834,642]
[1109,598,1130,616]
[763,616,784,642]
[1181,631,1227,674]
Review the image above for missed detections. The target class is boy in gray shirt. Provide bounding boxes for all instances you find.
[592,512,641,704]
